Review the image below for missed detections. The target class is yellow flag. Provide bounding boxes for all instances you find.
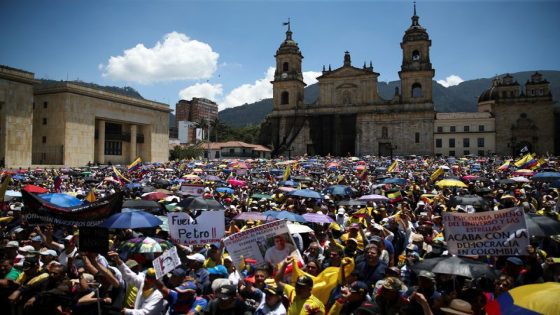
[387,160,398,172]
[514,153,533,168]
[85,189,97,203]
[290,257,354,302]
[0,175,11,203]
[430,167,444,182]
[283,165,291,181]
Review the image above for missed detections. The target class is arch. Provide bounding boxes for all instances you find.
[282,62,289,72]
[412,50,421,61]
[411,83,423,98]
[281,91,289,105]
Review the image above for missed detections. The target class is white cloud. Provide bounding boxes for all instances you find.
[437,75,464,87]
[179,83,223,101]
[101,32,219,84]
[178,68,322,110]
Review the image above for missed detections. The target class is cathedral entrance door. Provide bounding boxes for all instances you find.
[379,143,392,157]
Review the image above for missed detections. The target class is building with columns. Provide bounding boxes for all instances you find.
[32,81,171,166]
[261,5,435,157]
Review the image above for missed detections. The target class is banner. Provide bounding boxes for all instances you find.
[180,184,205,196]
[443,207,529,256]
[223,220,302,270]
[153,246,181,279]
[168,211,225,246]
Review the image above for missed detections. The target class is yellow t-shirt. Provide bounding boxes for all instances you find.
[284,284,325,315]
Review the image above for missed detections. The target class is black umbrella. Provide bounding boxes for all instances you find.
[531,172,560,183]
[153,178,171,187]
[525,213,560,237]
[412,256,499,279]
[122,199,163,213]
[497,179,516,185]
[177,197,224,211]
[84,176,100,183]
[449,195,487,207]
[142,185,156,193]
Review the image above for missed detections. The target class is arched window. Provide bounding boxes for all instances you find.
[412,50,421,61]
[282,62,289,72]
[412,83,423,98]
[281,91,289,105]
[381,127,388,139]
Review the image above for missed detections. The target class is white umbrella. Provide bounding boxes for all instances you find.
[510,176,530,183]
[287,223,313,234]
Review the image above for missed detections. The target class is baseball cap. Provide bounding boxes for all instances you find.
[295,275,313,287]
[18,245,36,253]
[40,249,58,257]
[5,241,19,248]
[418,270,436,281]
[170,267,187,278]
[31,235,42,242]
[355,301,380,314]
[349,281,368,294]
[208,265,228,277]
[186,253,205,263]
[264,283,284,296]
[217,284,237,300]
[175,281,197,294]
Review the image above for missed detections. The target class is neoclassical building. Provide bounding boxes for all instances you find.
[262,6,436,157]
[0,65,171,168]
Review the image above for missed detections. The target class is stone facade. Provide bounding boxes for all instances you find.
[0,66,38,168]
[32,82,171,166]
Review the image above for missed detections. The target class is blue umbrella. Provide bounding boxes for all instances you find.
[125,182,142,190]
[100,211,163,229]
[279,180,299,187]
[382,178,408,185]
[531,172,560,182]
[264,210,306,223]
[324,185,356,197]
[216,187,234,194]
[288,189,324,199]
[38,193,83,207]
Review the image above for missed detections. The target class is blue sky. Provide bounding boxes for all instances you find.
[1,0,559,111]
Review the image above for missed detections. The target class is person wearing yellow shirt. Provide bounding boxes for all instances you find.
[203,246,223,268]
[340,223,365,250]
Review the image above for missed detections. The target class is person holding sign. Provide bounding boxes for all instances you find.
[265,234,296,272]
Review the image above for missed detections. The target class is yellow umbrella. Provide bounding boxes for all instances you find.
[435,179,468,188]
[183,174,200,180]
[489,282,560,315]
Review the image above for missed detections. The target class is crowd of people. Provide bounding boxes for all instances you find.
[0,154,559,315]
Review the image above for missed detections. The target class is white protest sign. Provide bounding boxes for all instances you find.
[180,184,205,196]
[152,246,181,279]
[223,220,302,270]
[168,211,225,246]
[443,207,529,256]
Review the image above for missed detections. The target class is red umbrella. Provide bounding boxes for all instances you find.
[141,192,168,201]
[23,185,48,194]
[227,178,246,187]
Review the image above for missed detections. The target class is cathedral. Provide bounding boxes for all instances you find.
[259,5,557,157]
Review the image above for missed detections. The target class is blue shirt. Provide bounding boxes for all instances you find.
[167,290,208,315]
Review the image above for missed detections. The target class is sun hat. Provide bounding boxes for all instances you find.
[440,299,474,315]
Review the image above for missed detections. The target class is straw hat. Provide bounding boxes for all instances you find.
[440,299,473,315]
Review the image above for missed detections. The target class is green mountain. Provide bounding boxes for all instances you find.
[218,70,560,128]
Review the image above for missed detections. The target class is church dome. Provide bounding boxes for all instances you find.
[478,87,499,102]
[276,29,302,56]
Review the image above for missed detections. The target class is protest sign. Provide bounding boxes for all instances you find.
[153,246,181,279]
[223,220,302,270]
[79,227,109,255]
[168,211,225,246]
[443,207,529,256]
[180,184,205,196]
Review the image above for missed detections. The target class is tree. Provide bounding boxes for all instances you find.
[169,144,204,160]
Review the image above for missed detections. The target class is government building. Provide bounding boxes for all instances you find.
[260,6,557,158]
[1,65,171,168]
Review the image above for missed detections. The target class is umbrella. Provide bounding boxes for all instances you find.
[287,223,313,234]
[524,213,560,237]
[177,197,224,211]
[205,175,222,181]
[512,169,534,177]
[216,187,235,194]
[449,195,487,207]
[227,179,246,187]
[264,210,306,223]
[183,174,200,180]
[278,186,296,192]
[141,192,168,201]
[278,180,299,187]
[100,211,163,229]
[233,212,269,221]
[436,179,468,188]
[412,256,498,279]
[125,182,142,190]
[302,213,334,224]
[358,194,389,202]
[291,176,313,182]
[118,237,173,257]
[22,185,48,194]
[325,185,356,197]
[38,193,83,207]
[531,171,560,182]
[489,282,560,315]
[289,189,323,199]
[122,199,163,213]
[497,179,516,185]
[510,176,530,183]
[251,193,272,200]
[337,199,367,207]
[382,178,408,185]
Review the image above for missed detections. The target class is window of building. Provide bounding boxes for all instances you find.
[463,138,470,148]
[105,141,122,156]
[415,132,420,143]
[539,89,544,96]
[477,138,484,147]
[478,125,484,132]
[282,62,289,72]
[43,101,48,109]
[449,150,455,157]
[450,126,456,132]
[437,126,443,133]
[229,149,234,154]
[464,126,469,132]
[449,138,455,148]
[42,118,47,125]
[281,91,289,105]
[435,139,442,148]
[464,150,470,156]
[42,136,46,144]
[411,83,423,98]
[412,50,421,61]
[381,127,388,139]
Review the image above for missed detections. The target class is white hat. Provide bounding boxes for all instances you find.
[40,249,58,257]
[186,253,205,263]
[10,202,23,211]
[64,235,74,241]
[337,207,346,215]
[5,241,19,248]
[18,245,36,253]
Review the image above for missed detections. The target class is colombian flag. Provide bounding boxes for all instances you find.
[283,165,291,181]
[127,157,142,172]
[430,167,444,182]
[497,160,511,172]
[514,153,533,168]
[387,160,399,172]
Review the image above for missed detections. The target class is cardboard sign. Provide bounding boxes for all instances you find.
[152,246,181,279]
[443,207,529,256]
[79,227,109,255]
[168,211,225,246]
[180,184,205,196]
[223,220,302,270]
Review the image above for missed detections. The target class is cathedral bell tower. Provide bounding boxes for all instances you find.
[272,21,306,111]
[398,3,435,103]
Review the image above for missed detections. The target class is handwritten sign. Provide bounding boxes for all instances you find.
[153,246,181,279]
[443,207,529,256]
[168,211,225,246]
